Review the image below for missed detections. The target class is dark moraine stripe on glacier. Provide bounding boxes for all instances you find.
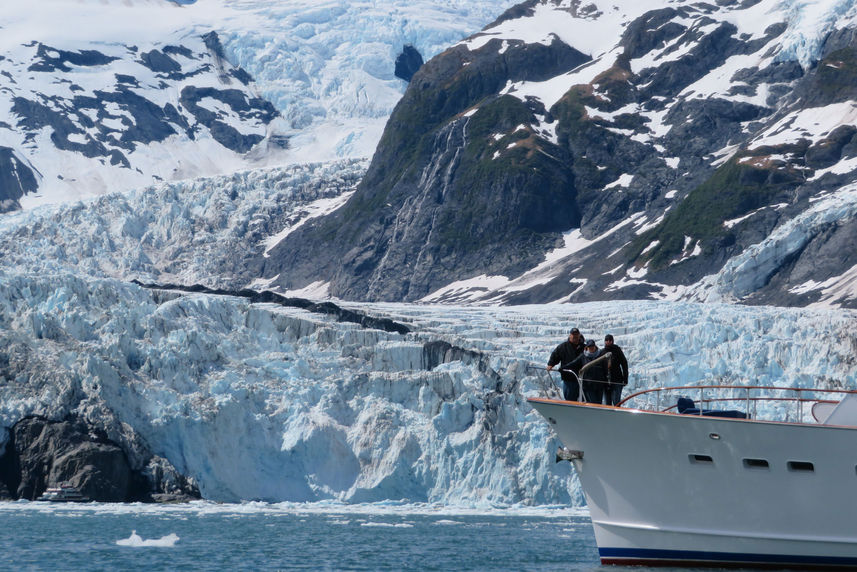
[130,281,411,334]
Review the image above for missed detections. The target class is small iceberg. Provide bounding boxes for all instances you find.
[116,530,180,547]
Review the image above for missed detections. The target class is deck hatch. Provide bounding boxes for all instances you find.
[787,461,814,472]
[743,458,769,469]
[689,454,713,464]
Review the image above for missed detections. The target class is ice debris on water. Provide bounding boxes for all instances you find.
[116,530,180,547]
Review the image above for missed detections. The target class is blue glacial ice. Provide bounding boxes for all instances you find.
[1,158,857,505]
[0,267,855,504]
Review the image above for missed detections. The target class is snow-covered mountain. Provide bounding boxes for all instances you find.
[0,1,278,211]
[0,0,518,212]
[268,0,857,308]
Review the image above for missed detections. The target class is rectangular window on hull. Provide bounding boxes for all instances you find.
[787,461,814,472]
[743,458,769,469]
[689,454,713,464]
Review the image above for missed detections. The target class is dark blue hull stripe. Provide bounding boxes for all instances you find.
[600,547,857,567]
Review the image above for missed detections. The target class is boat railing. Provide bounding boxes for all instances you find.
[618,384,857,423]
[530,360,621,402]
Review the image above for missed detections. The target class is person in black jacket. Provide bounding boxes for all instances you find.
[567,339,610,404]
[546,328,585,401]
[602,334,629,406]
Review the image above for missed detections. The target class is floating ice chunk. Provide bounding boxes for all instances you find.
[116,530,180,547]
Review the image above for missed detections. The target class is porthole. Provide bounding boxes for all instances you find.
[689,454,713,464]
[787,461,814,472]
[743,458,769,469]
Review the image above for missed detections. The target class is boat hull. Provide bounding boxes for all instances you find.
[528,398,857,568]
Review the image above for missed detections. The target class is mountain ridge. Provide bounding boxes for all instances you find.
[265,0,857,309]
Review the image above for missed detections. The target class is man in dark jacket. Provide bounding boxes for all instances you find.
[567,339,610,404]
[602,334,629,406]
[547,328,585,401]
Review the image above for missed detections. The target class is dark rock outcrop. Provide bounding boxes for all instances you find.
[0,416,200,502]
[394,44,424,82]
[180,86,278,153]
[266,32,590,301]
[0,147,38,212]
[28,43,118,73]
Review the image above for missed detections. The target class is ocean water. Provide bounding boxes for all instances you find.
[2,502,608,571]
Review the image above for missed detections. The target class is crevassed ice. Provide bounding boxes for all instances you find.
[0,264,854,504]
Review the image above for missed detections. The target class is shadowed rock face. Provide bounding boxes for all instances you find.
[266,32,590,301]
[260,1,857,307]
[0,417,199,503]
[394,44,424,82]
[0,147,38,213]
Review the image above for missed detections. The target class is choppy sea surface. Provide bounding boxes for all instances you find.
[0,501,617,571]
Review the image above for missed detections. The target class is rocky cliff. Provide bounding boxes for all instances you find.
[0,416,199,502]
[265,0,857,308]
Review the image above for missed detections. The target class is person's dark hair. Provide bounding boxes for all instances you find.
[604,334,614,342]
[570,328,580,334]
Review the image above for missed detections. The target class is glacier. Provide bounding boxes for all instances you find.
[0,160,367,288]
[1,272,856,504]
[2,156,857,505]
[4,0,857,507]
[214,0,523,161]
[0,0,521,211]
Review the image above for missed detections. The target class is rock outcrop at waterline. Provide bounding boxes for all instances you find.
[0,416,199,503]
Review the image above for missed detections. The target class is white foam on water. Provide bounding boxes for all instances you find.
[116,530,180,547]
[0,500,587,519]
[360,522,415,528]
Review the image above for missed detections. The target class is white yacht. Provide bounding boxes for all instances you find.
[529,382,857,568]
[36,483,90,503]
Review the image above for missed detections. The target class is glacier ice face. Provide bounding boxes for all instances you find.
[685,182,857,304]
[0,271,582,504]
[0,160,366,289]
[1,264,855,504]
[199,0,523,162]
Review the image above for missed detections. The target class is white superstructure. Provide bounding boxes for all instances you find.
[36,484,89,503]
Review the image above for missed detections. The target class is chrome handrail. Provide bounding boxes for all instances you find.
[618,384,857,421]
